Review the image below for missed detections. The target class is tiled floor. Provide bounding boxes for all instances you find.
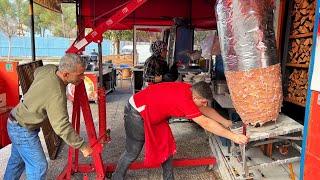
[0,80,218,179]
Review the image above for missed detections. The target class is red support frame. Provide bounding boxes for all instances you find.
[59,0,217,179]
[66,0,148,53]
[60,1,148,178]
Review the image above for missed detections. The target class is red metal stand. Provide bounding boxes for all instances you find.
[66,0,148,54]
[59,0,216,179]
[58,82,106,179]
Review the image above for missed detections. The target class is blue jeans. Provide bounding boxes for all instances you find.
[4,117,48,180]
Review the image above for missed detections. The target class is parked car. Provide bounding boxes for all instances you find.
[120,44,151,64]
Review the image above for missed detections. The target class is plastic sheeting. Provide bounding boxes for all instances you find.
[215,0,283,125]
[216,0,278,71]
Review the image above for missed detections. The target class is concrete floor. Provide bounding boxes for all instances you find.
[0,80,218,180]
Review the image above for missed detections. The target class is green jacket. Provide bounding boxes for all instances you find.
[13,64,86,150]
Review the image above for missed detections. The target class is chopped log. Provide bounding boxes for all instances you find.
[300,8,308,15]
[287,69,308,105]
[286,0,314,106]
[301,1,308,9]
[288,37,312,65]
[300,16,307,24]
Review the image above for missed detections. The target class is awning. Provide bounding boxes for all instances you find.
[79,0,217,30]
[33,0,63,13]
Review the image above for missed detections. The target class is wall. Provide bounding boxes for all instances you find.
[0,33,112,57]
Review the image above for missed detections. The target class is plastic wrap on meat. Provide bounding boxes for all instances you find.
[216,0,283,125]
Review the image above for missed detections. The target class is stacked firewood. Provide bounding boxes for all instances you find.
[287,69,308,104]
[288,37,312,65]
[291,0,315,35]
[285,0,315,106]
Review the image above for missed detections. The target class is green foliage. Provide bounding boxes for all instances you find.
[103,30,133,54]
[0,0,28,60]
[0,1,76,38]
[56,4,77,38]
[33,3,76,37]
[103,30,133,41]
[194,30,210,48]
[0,0,28,37]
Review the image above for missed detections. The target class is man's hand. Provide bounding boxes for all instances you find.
[231,134,248,145]
[222,120,233,128]
[80,145,93,157]
[154,75,162,83]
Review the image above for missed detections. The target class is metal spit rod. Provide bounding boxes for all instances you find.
[241,124,249,178]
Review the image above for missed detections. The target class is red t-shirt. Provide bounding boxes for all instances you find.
[133,82,202,166]
[134,82,201,121]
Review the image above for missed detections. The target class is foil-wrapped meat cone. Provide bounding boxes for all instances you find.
[216,0,283,125]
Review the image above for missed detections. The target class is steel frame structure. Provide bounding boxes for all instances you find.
[58,0,216,179]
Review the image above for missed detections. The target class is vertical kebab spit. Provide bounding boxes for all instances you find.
[216,0,283,126]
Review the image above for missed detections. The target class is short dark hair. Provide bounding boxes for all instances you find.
[192,81,213,101]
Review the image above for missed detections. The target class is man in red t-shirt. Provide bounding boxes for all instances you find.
[112,81,248,180]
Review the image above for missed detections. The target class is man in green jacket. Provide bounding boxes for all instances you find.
[4,53,92,180]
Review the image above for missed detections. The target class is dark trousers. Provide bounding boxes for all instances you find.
[112,102,174,180]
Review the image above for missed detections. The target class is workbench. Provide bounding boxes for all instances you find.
[208,114,303,179]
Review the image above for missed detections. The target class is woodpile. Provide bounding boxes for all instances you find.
[288,37,312,65]
[284,0,315,106]
[291,0,315,36]
[287,69,308,104]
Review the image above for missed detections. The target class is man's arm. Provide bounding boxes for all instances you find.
[192,115,248,145]
[46,94,92,157]
[199,106,232,128]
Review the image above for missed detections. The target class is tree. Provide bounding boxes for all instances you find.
[31,3,77,38]
[194,30,213,49]
[15,0,28,36]
[34,5,57,37]
[104,30,133,54]
[135,30,161,42]
[51,4,77,38]
[0,0,27,60]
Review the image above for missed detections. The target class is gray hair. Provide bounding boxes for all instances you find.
[58,53,86,72]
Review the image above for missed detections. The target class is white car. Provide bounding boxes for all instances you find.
[120,44,151,64]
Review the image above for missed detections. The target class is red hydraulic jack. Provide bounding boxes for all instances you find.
[58,0,216,179]
[58,83,109,179]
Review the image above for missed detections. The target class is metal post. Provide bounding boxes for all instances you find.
[98,43,103,87]
[242,124,249,178]
[133,28,136,65]
[29,0,36,61]
[97,42,107,143]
